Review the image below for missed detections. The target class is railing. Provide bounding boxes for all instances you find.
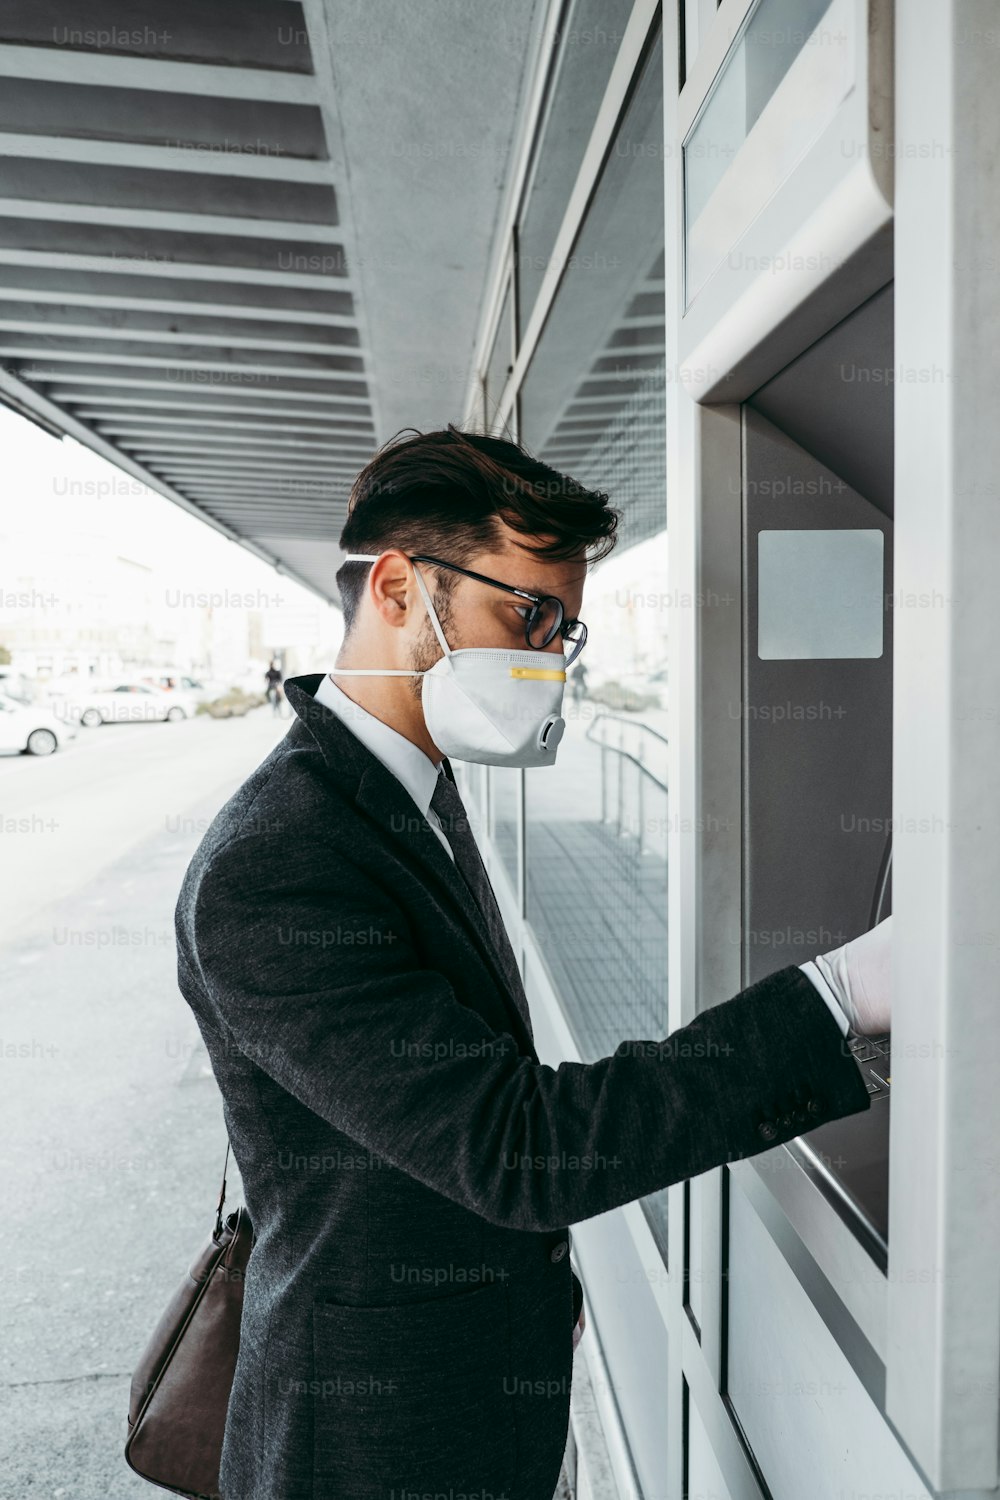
[585,711,668,858]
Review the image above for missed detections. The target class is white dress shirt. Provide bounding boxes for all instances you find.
[313,672,456,862]
[799,959,852,1037]
[312,674,851,1035]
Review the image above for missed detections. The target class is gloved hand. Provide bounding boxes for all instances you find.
[812,914,892,1036]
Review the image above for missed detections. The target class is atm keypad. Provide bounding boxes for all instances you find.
[849,1034,891,1096]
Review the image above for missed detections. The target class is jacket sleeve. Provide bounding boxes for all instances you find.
[181,834,872,1234]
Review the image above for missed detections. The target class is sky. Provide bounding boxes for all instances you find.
[0,402,340,608]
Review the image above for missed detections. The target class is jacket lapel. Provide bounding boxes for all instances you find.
[283,675,538,1061]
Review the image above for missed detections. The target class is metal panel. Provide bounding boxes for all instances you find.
[522,938,653,1500]
[568,1207,671,1500]
[886,0,1000,1487]
[726,1176,927,1500]
[687,1385,735,1500]
[677,0,893,402]
[0,0,546,602]
[741,405,894,985]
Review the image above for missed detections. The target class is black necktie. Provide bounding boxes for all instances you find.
[429,760,533,1046]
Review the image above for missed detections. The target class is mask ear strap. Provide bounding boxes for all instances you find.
[408,562,452,658]
[340,552,453,661]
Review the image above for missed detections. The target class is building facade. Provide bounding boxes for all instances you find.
[454,3,1000,1498]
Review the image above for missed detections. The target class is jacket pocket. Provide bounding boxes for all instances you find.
[312,1279,516,1500]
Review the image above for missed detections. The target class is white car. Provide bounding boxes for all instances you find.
[58,680,198,728]
[0,695,78,756]
[141,673,229,705]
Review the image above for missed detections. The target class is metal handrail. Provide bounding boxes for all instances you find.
[585,711,668,786]
[584,710,668,854]
[586,708,668,745]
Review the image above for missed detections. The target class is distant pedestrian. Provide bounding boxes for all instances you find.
[265,661,282,715]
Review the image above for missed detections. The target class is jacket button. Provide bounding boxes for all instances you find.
[550,1240,568,1263]
[806,1098,822,1116]
[757,1121,778,1141]
[778,1113,792,1129]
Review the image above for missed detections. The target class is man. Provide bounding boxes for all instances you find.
[264,659,283,716]
[174,423,890,1500]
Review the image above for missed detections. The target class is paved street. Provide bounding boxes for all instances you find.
[0,704,293,950]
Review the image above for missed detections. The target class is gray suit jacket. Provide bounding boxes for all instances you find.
[174,671,871,1500]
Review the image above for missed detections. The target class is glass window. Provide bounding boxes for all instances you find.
[489,766,520,896]
[684,0,837,218]
[485,276,514,430]
[516,0,636,340]
[682,0,852,302]
[682,0,725,87]
[519,27,669,1254]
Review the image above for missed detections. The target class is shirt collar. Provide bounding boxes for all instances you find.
[313,672,445,819]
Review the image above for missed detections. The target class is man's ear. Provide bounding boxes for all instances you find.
[368,552,414,627]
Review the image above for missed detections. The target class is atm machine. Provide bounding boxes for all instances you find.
[741,281,894,1268]
[665,0,1000,1496]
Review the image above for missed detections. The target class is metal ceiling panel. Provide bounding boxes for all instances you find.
[0,0,543,602]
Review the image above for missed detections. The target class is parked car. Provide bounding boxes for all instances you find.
[55,680,198,727]
[141,672,229,704]
[0,694,78,755]
[0,668,38,704]
[202,686,268,718]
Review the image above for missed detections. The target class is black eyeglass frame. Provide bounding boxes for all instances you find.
[407,552,588,665]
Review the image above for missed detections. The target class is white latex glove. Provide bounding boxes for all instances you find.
[812,914,892,1036]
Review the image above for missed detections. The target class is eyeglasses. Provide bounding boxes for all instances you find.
[408,553,588,666]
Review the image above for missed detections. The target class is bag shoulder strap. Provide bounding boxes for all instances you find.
[214,1137,231,1238]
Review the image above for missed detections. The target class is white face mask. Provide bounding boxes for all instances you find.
[330,553,567,767]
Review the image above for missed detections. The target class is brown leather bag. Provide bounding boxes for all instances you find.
[125,1142,254,1499]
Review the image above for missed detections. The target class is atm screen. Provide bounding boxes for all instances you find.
[757,528,885,659]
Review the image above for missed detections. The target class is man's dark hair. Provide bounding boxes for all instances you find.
[335,423,620,635]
